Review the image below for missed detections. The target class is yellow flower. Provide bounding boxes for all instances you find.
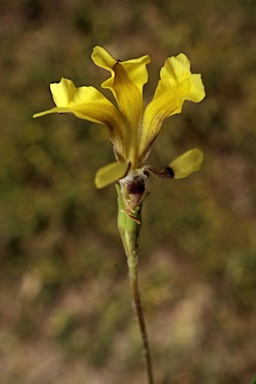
[34,46,205,208]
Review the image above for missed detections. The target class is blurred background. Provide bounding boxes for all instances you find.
[0,0,255,383]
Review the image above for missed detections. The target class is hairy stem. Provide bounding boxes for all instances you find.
[128,259,154,384]
[116,184,154,384]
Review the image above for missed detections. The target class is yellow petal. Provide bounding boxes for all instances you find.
[169,148,203,179]
[92,46,151,103]
[33,78,128,161]
[92,46,151,167]
[33,106,70,118]
[159,54,205,102]
[139,54,205,162]
[50,77,77,106]
[95,162,130,189]
[91,46,117,72]
[186,74,205,102]
[34,78,120,124]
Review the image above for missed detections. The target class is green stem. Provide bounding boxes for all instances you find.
[116,185,154,384]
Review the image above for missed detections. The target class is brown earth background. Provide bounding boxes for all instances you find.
[0,0,255,383]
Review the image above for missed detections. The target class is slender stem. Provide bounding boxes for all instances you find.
[129,260,154,384]
[116,185,154,384]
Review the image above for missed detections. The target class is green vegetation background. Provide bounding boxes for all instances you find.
[0,0,255,383]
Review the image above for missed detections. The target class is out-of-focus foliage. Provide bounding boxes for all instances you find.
[0,0,255,383]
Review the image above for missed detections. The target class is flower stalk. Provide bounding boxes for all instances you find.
[116,184,154,384]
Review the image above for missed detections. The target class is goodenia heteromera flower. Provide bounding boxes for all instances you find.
[34,47,206,383]
[34,46,205,215]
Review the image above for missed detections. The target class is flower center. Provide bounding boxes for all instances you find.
[119,169,149,213]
